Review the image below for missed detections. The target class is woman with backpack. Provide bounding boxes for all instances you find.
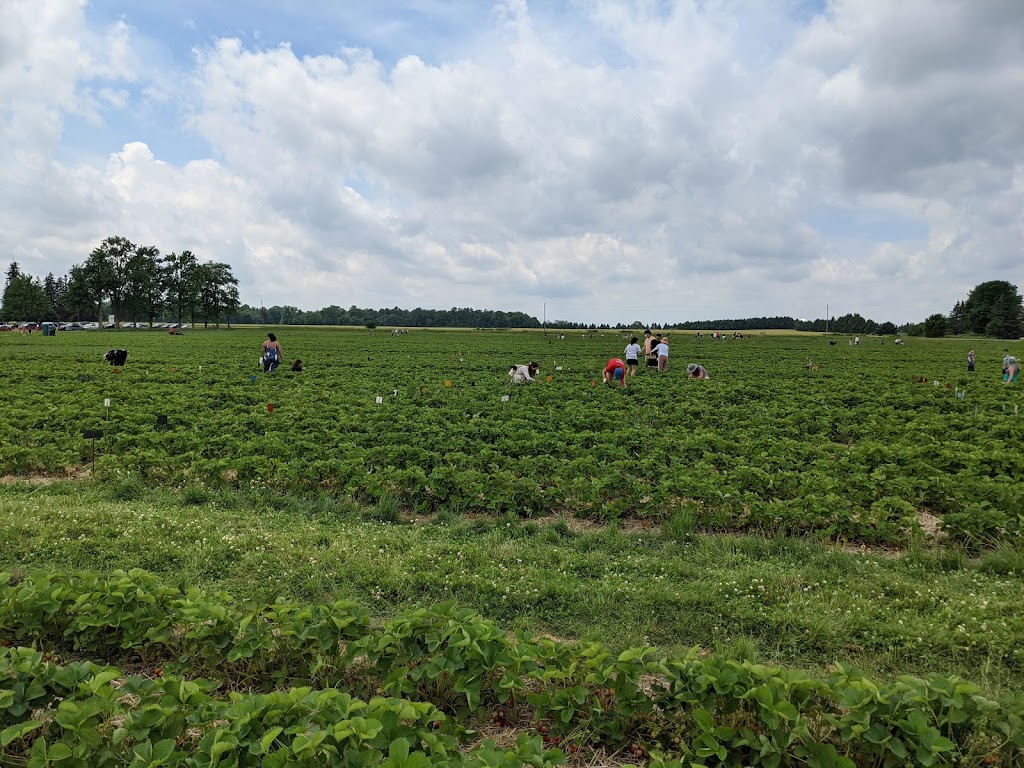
[261,333,283,373]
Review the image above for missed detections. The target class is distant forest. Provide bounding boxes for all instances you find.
[6,240,1018,338]
[228,304,899,334]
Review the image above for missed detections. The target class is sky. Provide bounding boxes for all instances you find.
[2,0,1022,325]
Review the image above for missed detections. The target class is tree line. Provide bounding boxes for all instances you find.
[1,237,240,327]
[4,246,1020,338]
[226,304,542,328]
[911,281,1023,339]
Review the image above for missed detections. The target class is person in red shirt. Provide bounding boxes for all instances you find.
[602,358,627,388]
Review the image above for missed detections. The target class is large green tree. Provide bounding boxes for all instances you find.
[923,313,948,338]
[42,273,69,321]
[123,245,164,325]
[194,261,240,327]
[962,280,1023,339]
[162,250,199,325]
[69,245,117,324]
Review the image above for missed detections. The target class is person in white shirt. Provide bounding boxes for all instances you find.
[624,336,641,377]
[509,361,539,384]
[655,336,669,372]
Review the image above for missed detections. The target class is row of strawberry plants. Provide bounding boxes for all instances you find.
[3,569,1022,766]
[0,646,558,768]
[4,331,1023,546]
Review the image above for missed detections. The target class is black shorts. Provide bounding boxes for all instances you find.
[626,359,638,366]
[646,357,658,367]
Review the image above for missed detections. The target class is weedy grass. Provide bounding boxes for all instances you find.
[1,479,1021,693]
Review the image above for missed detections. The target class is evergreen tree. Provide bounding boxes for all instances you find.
[1,269,50,320]
[948,300,968,334]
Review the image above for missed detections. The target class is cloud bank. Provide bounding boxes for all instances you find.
[2,0,1022,324]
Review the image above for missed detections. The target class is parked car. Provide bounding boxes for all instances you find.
[0,324,15,332]
[59,323,85,331]
[81,322,100,330]
[17,322,41,331]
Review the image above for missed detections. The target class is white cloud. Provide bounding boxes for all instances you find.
[1,0,1022,323]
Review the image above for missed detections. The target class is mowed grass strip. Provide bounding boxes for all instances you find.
[1,479,1021,693]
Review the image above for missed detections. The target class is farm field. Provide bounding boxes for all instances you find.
[2,328,1023,544]
[1,328,1023,766]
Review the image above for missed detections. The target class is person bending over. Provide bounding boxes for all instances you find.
[509,361,539,384]
[686,363,710,380]
[603,358,627,388]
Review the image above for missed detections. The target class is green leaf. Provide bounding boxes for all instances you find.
[1,720,43,747]
[259,727,284,755]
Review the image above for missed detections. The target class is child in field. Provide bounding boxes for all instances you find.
[624,336,641,376]
[967,348,975,372]
[655,336,669,372]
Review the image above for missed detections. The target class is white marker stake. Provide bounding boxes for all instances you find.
[375,396,383,404]
[501,395,509,403]
[556,366,563,371]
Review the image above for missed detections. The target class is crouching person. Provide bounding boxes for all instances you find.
[509,361,539,384]
[104,349,128,366]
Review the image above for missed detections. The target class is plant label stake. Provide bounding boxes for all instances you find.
[375,396,383,404]
[104,398,111,420]
[83,429,103,469]
[267,403,275,413]
[156,415,168,429]
[501,395,509,403]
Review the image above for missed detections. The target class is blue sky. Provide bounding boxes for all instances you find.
[3,0,1022,324]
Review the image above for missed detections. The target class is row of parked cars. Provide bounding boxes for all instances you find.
[0,321,192,331]
[119,322,192,330]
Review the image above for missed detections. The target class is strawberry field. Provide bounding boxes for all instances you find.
[1,328,1024,766]
[1,328,1022,548]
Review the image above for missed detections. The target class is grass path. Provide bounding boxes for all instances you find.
[2,479,1021,693]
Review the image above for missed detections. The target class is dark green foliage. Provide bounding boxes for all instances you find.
[923,313,947,337]
[1,570,1021,767]
[963,280,1024,339]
